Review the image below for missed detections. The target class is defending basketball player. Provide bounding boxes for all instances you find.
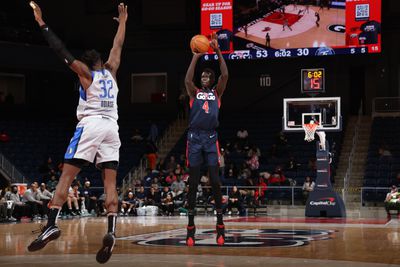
[27,1,127,263]
[184,32,228,246]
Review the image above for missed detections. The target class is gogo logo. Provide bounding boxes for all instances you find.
[118,228,335,248]
[196,92,216,100]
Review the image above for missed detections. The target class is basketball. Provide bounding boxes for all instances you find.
[190,35,210,53]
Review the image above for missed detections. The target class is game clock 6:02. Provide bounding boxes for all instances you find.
[301,68,325,94]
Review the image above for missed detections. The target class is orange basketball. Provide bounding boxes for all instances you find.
[190,35,210,53]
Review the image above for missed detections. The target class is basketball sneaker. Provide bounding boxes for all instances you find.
[27,225,61,252]
[186,225,196,246]
[216,224,225,246]
[96,233,116,264]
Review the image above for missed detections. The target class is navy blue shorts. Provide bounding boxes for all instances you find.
[186,130,220,167]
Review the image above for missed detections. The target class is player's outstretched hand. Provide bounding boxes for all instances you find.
[29,1,45,26]
[210,32,219,51]
[113,3,128,23]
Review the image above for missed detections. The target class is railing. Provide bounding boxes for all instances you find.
[342,103,363,202]
[0,152,26,183]
[121,185,304,207]
[122,114,187,192]
[372,97,400,117]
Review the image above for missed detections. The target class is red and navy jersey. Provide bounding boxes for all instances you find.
[189,87,220,131]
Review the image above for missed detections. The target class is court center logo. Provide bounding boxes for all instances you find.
[328,24,345,33]
[118,228,335,248]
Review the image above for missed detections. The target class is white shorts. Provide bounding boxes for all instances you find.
[64,116,121,164]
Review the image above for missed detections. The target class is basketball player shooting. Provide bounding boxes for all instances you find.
[27,1,127,264]
[184,32,228,246]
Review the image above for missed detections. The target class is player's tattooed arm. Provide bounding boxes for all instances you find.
[105,3,128,78]
[185,52,204,99]
[210,32,228,97]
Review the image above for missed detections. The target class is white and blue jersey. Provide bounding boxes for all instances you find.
[64,68,121,164]
[77,69,118,121]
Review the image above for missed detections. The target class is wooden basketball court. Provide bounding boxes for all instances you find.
[1,215,400,266]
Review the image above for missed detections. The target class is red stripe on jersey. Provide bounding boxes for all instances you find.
[189,98,194,109]
[186,140,190,167]
[216,139,221,167]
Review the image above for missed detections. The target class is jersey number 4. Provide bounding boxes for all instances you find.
[202,101,209,114]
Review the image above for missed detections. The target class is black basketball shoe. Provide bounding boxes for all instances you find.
[96,233,116,264]
[28,225,61,252]
[216,224,225,246]
[186,225,196,246]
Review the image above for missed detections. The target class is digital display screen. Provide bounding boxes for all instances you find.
[200,0,381,60]
[301,68,325,94]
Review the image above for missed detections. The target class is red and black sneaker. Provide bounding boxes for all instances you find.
[216,224,225,246]
[186,225,196,246]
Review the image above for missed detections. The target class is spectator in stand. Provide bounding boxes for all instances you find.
[151,177,162,191]
[161,186,171,202]
[268,166,287,186]
[171,176,186,196]
[227,186,244,215]
[80,181,97,215]
[131,128,143,143]
[120,192,137,216]
[236,128,249,149]
[0,130,10,142]
[147,120,159,143]
[384,185,400,220]
[23,182,44,220]
[174,163,184,176]
[5,185,25,220]
[165,155,177,173]
[302,176,315,204]
[145,140,158,170]
[247,148,260,179]
[38,183,53,218]
[160,193,175,216]
[165,171,177,185]
[67,182,81,216]
[174,183,187,209]
[136,186,146,207]
[146,187,160,206]
[255,174,268,204]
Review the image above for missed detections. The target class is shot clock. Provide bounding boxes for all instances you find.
[301,68,325,95]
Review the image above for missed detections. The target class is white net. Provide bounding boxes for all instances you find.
[302,122,318,142]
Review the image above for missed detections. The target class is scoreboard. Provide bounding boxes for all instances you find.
[301,68,325,94]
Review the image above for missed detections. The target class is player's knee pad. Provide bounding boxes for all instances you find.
[97,161,119,170]
[64,158,89,169]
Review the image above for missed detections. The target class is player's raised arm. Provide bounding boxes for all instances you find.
[29,1,92,88]
[105,3,128,78]
[185,53,204,99]
[210,32,228,97]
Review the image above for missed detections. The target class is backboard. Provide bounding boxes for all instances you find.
[283,97,341,132]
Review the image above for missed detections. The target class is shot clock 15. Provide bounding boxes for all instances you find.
[301,68,325,94]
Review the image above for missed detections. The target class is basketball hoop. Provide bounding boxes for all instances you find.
[302,121,318,142]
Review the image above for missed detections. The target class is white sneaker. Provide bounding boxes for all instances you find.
[228,211,232,215]
[213,210,217,215]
